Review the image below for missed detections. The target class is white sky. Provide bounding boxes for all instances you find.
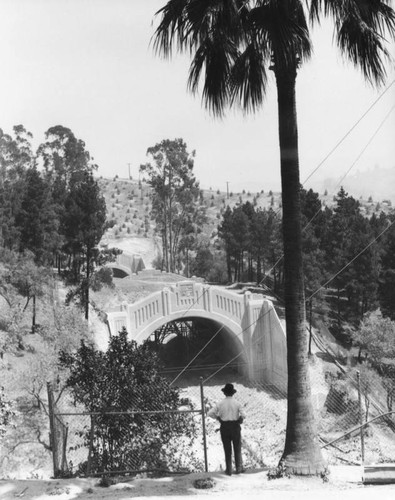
[0,0,394,193]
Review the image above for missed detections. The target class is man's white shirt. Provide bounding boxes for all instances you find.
[207,396,246,422]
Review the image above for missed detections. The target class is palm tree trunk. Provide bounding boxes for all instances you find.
[275,66,325,474]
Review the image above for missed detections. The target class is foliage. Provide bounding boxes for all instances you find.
[190,243,228,284]
[0,249,50,352]
[19,302,92,410]
[90,267,114,292]
[193,477,215,489]
[218,203,282,285]
[62,171,109,319]
[267,461,290,480]
[351,311,395,370]
[59,328,199,473]
[16,167,60,263]
[323,188,380,325]
[378,216,395,320]
[0,386,15,438]
[0,126,34,250]
[140,138,206,273]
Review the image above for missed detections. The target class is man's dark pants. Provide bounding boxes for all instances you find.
[220,421,242,475]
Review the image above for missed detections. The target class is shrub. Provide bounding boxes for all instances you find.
[0,386,15,439]
[59,329,198,473]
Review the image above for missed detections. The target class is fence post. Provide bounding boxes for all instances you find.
[47,382,59,478]
[86,414,95,476]
[357,371,365,464]
[200,377,208,472]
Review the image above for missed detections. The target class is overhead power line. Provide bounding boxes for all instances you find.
[306,218,395,302]
[165,80,395,387]
[302,79,395,186]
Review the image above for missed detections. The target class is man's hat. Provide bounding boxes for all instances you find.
[222,383,236,395]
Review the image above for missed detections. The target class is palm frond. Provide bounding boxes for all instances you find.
[153,0,189,56]
[230,40,270,113]
[153,0,248,56]
[188,34,239,116]
[309,0,395,85]
[337,14,391,84]
[251,0,312,71]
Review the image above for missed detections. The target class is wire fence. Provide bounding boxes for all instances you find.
[48,381,207,478]
[47,348,395,478]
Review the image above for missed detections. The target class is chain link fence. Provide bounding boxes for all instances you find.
[48,381,207,478]
[46,343,395,478]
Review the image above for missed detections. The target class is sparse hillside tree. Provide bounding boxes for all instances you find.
[140,139,203,273]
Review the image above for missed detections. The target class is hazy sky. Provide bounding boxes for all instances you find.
[1,0,394,193]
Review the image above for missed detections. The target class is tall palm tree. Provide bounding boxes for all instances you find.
[153,0,395,474]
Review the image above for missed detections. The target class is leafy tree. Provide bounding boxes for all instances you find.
[15,167,60,264]
[154,0,395,474]
[20,303,92,409]
[378,215,395,320]
[0,126,34,250]
[190,243,214,279]
[351,311,395,371]
[140,138,204,273]
[59,328,198,473]
[323,188,380,327]
[300,188,329,330]
[218,203,282,286]
[37,125,96,192]
[62,171,108,320]
[37,126,99,270]
[218,204,251,282]
[0,250,50,347]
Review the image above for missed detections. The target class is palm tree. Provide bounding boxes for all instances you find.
[153,0,395,474]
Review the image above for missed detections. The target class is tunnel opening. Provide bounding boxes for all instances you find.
[111,267,129,278]
[145,317,247,383]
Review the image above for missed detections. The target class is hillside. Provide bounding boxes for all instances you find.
[309,167,395,205]
[98,176,392,268]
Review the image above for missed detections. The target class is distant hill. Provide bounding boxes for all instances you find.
[309,167,395,204]
[98,175,393,267]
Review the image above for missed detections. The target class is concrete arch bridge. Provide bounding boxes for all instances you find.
[106,252,145,278]
[106,281,287,391]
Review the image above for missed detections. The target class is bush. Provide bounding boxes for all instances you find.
[59,329,198,473]
[0,386,15,438]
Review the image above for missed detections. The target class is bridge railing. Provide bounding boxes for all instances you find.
[105,281,288,391]
[106,282,249,340]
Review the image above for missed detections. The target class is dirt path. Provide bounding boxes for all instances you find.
[1,467,395,500]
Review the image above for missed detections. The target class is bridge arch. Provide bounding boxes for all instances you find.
[106,281,287,391]
[142,314,249,376]
[105,252,145,278]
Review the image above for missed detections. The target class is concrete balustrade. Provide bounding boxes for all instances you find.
[106,281,287,391]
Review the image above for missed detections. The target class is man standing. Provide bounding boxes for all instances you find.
[208,383,245,476]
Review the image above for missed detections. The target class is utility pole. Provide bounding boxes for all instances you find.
[226,181,229,199]
[128,163,131,180]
